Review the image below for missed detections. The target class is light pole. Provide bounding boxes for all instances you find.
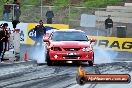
[6,4,16,21]
[68,0,71,25]
[41,0,43,18]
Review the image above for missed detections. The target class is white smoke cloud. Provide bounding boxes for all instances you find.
[94,49,118,64]
[30,44,46,64]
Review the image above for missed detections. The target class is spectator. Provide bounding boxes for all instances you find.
[3,0,11,21]
[105,15,113,36]
[13,0,21,20]
[12,20,20,29]
[46,7,54,24]
[0,23,9,62]
[33,20,46,47]
[0,25,4,62]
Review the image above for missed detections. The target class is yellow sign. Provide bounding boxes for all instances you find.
[89,36,132,52]
[27,23,69,44]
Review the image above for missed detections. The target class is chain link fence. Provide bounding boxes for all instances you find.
[1,4,132,37]
[69,7,107,36]
[17,5,69,24]
[69,6,132,37]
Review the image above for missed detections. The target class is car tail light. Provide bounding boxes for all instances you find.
[51,47,62,51]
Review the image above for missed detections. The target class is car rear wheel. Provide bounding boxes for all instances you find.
[88,53,94,66]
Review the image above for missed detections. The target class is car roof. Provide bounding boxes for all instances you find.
[52,29,85,33]
[46,29,57,33]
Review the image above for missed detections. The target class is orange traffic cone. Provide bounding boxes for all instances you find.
[24,50,28,61]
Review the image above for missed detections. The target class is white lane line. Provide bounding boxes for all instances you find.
[67,84,91,88]
[114,61,132,63]
[94,60,132,65]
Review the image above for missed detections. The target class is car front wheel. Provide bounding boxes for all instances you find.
[46,52,53,66]
[88,53,94,66]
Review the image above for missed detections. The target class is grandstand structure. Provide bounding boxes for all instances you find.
[95,2,132,37]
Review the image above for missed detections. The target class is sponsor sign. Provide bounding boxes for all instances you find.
[0,21,69,45]
[27,24,69,44]
[17,23,27,44]
[89,36,132,52]
[0,21,27,44]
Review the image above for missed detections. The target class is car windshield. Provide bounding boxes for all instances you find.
[51,31,88,41]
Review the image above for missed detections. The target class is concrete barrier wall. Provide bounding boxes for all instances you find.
[96,17,132,23]
[95,5,132,23]
[107,6,132,12]
[95,11,132,18]
[0,21,69,44]
[125,3,132,6]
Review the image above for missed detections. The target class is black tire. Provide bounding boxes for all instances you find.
[46,52,53,66]
[37,63,45,66]
[88,61,93,66]
[77,76,86,85]
[88,53,94,66]
[47,59,53,66]
[73,61,81,65]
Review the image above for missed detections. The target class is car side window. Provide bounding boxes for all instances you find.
[86,35,89,40]
[49,32,54,40]
[81,33,88,41]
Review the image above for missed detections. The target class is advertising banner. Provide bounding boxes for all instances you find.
[89,36,132,52]
[0,21,69,45]
[27,23,69,44]
[0,21,27,44]
[1,21,131,52]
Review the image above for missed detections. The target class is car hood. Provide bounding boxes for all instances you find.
[50,41,91,48]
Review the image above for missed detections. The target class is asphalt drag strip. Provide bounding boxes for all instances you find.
[93,62,132,88]
[0,61,132,88]
[68,62,132,88]
[0,63,96,88]
[1,44,132,88]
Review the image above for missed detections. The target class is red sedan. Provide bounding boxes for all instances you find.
[44,30,95,66]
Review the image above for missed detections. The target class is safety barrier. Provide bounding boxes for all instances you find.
[89,36,132,52]
[27,23,69,44]
[1,21,131,52]
[0,21,69,45]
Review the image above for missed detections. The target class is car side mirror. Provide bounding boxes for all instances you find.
[43,38,49,42]
[91,39,96,42]
[89,39,96,44]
